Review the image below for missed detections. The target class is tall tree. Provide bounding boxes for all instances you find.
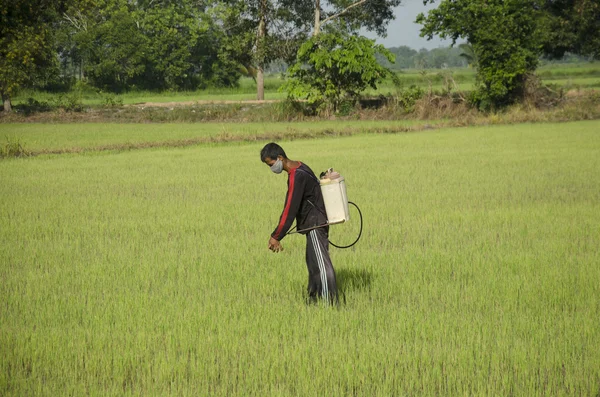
[417,0,542,109]
[256,0,267,100]
[134,0,220,90]
[418,0,599,109]
[224,0,401,100]
[308,0,401,36]
[540,0,600,60]
[282,1,402,111]
[222,0,304,100]
[84,5,148,91]
[0,0,68,111]
[59,0,238,91]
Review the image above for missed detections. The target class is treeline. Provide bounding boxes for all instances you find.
[1,0,599,112]
[271,46,593,74]
[34,2,245,93]
[1,0,403,109]
[378,46,594,71]
[379,46,467,69]
[269,46,470,73]
[270,46,471,72]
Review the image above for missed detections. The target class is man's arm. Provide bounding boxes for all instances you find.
[271,168,305,241]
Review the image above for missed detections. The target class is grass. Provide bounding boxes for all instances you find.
[3,89,599,126]
[11,89,287,106]
[0,120,435,153]
[1,121,600,395]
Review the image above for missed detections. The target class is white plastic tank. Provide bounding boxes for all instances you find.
[320,174,350,225]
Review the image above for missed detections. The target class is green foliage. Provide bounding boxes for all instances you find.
[15,98,53,115]
[417,0,542,110]
[458,43,477,68]
[84,9,147,91]
[52,93,85,112]
[306,0,402,36]
[101,93,123,107]
[283,33,395,113]
[138,3,201,89]
[417,0,600,109]
[376,46,469,69]
[540,0,600,60]
[224,0,304,66]
[0,0,66,108]
[396,85,425,112]
[56,0,241,92]
[0,136,30,158]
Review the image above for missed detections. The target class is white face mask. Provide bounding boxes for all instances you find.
[270,158,283,174]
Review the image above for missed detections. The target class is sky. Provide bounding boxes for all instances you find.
[362,0,454,50]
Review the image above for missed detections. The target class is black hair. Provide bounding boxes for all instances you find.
[260,142,287,162]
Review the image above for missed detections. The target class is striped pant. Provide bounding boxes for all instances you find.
[306,228,338,303]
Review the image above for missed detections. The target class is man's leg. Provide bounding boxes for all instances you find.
[305,233,322,302]
[307,228,338,303]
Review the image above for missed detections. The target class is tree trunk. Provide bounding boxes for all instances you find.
[314,0,321,36]
[257,67,265,101]
[2,93,11,112]
[256,0,267,101]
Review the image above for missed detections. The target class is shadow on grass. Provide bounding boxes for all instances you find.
[303,267,373,306]
[337,267,373,293]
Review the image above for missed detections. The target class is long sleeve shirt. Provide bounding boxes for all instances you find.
[271,162,328,241]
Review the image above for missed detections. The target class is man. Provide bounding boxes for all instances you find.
[260,142,338,303]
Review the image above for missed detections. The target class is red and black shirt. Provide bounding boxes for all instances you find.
[271,162,328,241]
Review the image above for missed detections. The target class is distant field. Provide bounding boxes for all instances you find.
[0,120,435,152]
[12,62,600,106]
[1,121,599,395]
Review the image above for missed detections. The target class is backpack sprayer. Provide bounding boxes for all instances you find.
[288,168,363,249]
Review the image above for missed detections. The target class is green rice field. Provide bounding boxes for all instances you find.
[0,120,434,153]
[1,120,599,395]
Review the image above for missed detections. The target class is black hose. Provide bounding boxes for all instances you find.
[328,201,363,249]
[286,201,363,249]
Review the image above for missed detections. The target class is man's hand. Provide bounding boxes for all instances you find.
[268,237,283,253]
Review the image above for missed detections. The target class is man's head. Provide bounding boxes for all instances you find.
[260,142,287,174]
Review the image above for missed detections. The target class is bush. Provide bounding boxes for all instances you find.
[273,99,316,119]
[282,33,395,115]
[396,86,425,111]
[15,98,53,115]
[52,93,85,112]
[417,0,541,110]
[102,93,124,108]
[0,136,30,159]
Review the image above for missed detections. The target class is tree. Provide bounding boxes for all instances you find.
[58,0,239,91]
[417,0,542,109]
[281,0,402,110]
[220,0,306,100]
[417,0,599,109]
[381,46,418,69]
[309,0,401,37]
[539,0,600,60]
[283,32,395,113]
[0,0,68,111]
[83,6,148,91]
[134,1,212,90]
[223,0,402,100]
